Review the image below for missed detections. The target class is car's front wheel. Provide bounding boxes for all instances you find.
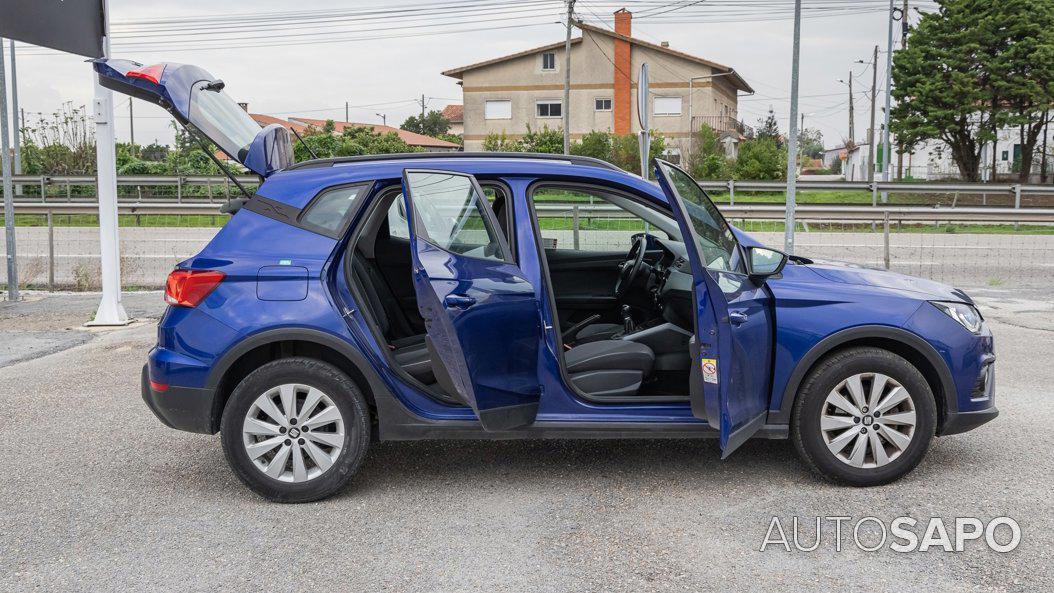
[220,358,371,503]
[791,347,936,486]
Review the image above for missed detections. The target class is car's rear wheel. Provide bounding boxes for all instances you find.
[220,358,370,503]
[791,347,936,486]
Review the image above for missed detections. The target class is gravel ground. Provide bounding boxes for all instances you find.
[0,290,1051,592]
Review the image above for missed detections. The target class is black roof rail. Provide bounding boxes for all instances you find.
[284,151,624,172]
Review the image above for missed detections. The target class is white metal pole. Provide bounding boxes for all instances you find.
[880,0,895,203]
[783,0,802,254]
[1,39,17,301]
[88,3,128,325]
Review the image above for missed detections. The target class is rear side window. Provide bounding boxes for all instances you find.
[300,183,370,236]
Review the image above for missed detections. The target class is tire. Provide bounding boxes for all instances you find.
[791,347,936,487]
[220,357,371,503]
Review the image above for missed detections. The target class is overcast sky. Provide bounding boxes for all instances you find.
[5,0,929,151]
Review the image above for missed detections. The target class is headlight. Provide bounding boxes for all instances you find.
[931,301,984,334]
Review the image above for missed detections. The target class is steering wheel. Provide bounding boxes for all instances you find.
[614,235,647,299]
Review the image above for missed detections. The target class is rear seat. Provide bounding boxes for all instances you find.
[350,252,435,384]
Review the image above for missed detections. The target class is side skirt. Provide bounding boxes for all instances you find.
[376,393,788,441]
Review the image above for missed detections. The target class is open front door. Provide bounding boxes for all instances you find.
[401,169,543,431]
[653,160,774,457]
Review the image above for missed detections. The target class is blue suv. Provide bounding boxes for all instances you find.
[98,60,998,502]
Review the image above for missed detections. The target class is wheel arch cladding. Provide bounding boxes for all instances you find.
[769,325,955,431]
[206,328,392,434]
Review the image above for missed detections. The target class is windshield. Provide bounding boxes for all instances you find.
[655,160,741,273]
[188,82,261,160]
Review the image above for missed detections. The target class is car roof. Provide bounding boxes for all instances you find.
[260,152,672,210]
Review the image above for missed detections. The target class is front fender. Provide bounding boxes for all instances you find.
[766,324,957,426]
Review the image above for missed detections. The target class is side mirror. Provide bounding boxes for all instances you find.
[746,246,788,280]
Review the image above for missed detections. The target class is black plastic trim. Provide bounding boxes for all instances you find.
[767,325,959,426]
[720,411,767,459]
[141,365,215,434]
[938,406,999,436]
[204,327,399,433]
[244,194,302,225]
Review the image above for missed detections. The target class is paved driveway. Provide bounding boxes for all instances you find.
[1,290,1051,592]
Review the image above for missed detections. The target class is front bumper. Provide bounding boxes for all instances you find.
[140,365,217,434]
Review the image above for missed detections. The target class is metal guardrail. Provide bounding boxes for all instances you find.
[8,174,1054,198]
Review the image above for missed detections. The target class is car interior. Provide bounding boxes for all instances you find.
[345,181,695,406]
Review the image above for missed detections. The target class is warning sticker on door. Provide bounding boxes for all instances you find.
[701,359,718,384]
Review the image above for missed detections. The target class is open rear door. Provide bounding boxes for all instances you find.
[401,169,543,431]
[653,159,773,457]
[93,59,292,177]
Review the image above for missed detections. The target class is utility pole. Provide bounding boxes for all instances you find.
[847,73,854,144]
[562,0,576,155]
[896,0,908,179]
[345,101,349,122]
[799,112,807,175]
[128,99,135,154]
[1042,113,1050,183]
[783,0,802,254]
[420,94,426,121]
[880,0,895,203]
[1,39,17,301]
[865,45,878,205]
[376,113,387,127]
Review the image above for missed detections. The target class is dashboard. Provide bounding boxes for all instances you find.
[642,237,695,329]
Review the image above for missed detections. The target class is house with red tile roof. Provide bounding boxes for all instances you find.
[441,104,464,137]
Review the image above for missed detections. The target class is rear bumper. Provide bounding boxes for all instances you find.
[939,406,999,436]
[140,365,217,434]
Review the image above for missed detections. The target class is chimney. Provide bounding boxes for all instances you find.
[613,9,632,135]
[660,41,669,48]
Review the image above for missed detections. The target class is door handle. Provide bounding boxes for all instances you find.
[444,294,477,309]
[728,311,749,326]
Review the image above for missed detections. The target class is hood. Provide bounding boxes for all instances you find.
[801,258,973,302]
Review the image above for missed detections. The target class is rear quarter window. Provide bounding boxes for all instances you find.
[299,183,371,236]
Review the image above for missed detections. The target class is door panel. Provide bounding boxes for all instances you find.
[544,249,623,325]
[402,169,543,431]
[653,159,774,456]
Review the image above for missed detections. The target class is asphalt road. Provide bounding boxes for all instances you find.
[1,290,1052,592]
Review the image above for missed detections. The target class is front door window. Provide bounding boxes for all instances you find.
[654,160,742,273]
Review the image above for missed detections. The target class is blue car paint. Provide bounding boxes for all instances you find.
[144,155,995,438]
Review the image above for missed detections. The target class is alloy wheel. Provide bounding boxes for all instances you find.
[819,372,917,469]
[241,383,346,483]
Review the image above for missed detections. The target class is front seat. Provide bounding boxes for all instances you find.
[564,340,654,397]
[572,323,622,344]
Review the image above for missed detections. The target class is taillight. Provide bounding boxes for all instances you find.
[165,270,225,307]
[127,64,166,85]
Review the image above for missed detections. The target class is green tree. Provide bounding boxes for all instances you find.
[799,128,824,159]
[401,110,451,138]
[687,123,731,179]
[139,142,169,162]
[609,133,666,176]
[482,131,523,152]
[892,0,1054,181]
[570,130,612,160]
[519,125,563,153]
[734,138,786,180]
[756,107,782,147]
